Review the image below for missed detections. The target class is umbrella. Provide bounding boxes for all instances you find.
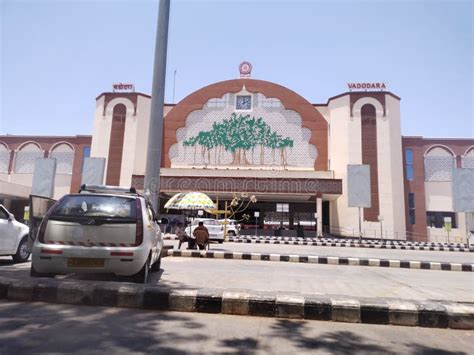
[164,192,215,210]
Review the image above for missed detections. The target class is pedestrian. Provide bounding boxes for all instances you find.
[175,222,188,249]
[296,222,304,238]
[193,221,209,250]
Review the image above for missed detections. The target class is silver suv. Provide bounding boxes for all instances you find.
[30,185,163,283]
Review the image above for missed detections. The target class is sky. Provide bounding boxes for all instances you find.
[1,0,473,138]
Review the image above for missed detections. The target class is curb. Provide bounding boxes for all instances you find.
[0,276,472,329]
[163,234,470,250]
[228,238,474,253]
[167,249,474,272]
[238,235,471,250]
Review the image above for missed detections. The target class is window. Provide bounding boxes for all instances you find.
[463,148,474,168]
[0,144,9,173]
[294,211,315,226]
[405,149,414,181]
[15,142,43,173]
[426,211,457,229]
[81,146,91,172]
[51,195,137,220]
[50,143,74,174]
[264,211,289,225]
[424,146,454,182]
[236,95,252,110]
[408,193,415,225]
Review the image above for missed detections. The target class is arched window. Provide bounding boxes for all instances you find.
[50,143,74,174]
[0,143,10,173]
[463,147,474,168]
[405,148,413,181]
[424,146,455,182]
[15,142,43,173]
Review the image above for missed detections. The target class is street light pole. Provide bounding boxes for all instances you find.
[144,0,170,212]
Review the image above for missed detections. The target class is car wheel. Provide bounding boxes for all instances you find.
[150,255,161,272]
[30,264,55,278]
[12,237,30,263]
[132,258,150,284]
[218,240,224,244]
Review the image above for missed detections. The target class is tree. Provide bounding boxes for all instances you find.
[183,113,293,166]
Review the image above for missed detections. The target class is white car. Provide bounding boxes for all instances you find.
[30,185,163,283]
[219,219,241,237]
[0,205,30,263]
[187,218,224,243]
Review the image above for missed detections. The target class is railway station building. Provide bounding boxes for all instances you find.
[1,64,472,242]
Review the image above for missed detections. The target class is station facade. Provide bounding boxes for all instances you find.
[1,67,472,242]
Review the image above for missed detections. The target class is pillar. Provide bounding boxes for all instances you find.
[316,197,323,237]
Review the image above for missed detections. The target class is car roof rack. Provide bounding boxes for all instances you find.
[79,184,139,195]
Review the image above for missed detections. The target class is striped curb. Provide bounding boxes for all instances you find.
[0,276,472,329]
[166,249,474,272]
[227,237,474,253]
[238,235,470,249]
[163,234,470,250]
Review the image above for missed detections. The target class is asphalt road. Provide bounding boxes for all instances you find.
[172,240,474,264]
[0,301,472,354]
[2,257,473,303]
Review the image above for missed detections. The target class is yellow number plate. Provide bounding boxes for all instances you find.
[67,258,105,268]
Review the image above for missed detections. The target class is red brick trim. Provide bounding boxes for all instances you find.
[350,92,386,117]
[162,79,329,170]
[361,104,380,222]
[105,104,127,186]
[97,93,144,116]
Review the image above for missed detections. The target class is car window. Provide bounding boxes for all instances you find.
[51,195,137,219]
[0,208,8,220]
[204,220,219,226]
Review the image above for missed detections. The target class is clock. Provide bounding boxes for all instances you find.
[239,61,252,77]
[236,95,252,110]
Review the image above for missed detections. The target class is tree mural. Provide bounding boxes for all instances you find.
[183,113,294,166]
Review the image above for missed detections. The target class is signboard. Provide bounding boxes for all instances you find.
[444,217,452,232]
[81,158,106,186]
[452,168,474,212]
[347,164,371,208]
[276,203,289,213]
[32,158,57,198]
[254,211,260,217]
[347,82,386,91]
[112,83,135,92]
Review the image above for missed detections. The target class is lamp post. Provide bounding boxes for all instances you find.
[254,211,260,237]
[144,0,170,212]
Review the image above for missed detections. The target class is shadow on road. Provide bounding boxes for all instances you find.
[1,302,466,354]
[265,319,467,355]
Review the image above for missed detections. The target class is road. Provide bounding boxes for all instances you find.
[2,257,473,302]
[170,240,474,264]
[0,301,472,354]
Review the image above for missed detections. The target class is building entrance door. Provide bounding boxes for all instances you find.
[323,201,330,233]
